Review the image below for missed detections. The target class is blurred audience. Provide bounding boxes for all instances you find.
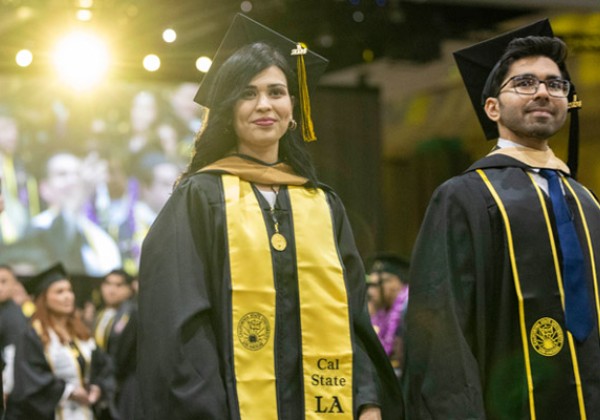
[7,263,116,419]
[0,265,29,409]
[94,269,137,419]
[2,152,122,276]
[367,253,410,380]
[0,110,38,245]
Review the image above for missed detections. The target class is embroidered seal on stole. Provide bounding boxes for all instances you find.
[238,312,270,351]
[530,317,564,356]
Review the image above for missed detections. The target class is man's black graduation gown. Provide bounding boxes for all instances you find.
[0,300,28,352]
[404,153,600,419]
[137,168,404,419]
[96,299,138,419]
[0,299,28,418]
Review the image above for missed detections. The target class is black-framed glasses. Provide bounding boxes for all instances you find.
[498,75,570,98]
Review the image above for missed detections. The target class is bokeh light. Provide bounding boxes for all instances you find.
[15,49,33,67]
[352,11,365,23]
[240,1,253,13]
[143,54,161,72]
[195,56,212,73]
[162,28,177,43]
[51,31,110,90]
[76,9,93,21]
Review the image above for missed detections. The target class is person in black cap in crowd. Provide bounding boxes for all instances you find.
[137,13,403,420]
[6,263,116,420]
[367,254,409,381]
[403,19,600,419]
[0,265,29,408]
[94,269,137,419]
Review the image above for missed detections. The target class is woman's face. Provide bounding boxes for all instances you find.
[233,65,293,161]
[45,280,75,316]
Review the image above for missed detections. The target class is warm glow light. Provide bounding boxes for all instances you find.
[195,56,212,73]
[162,28,177,43]
[79,0,94,7]
[143,54,161,71]
[16,49,33,67]
[52,31,110,90]
[16,6,34,20]
[76,9,93,21]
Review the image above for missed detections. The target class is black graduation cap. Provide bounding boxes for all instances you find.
[193,13,329,142]
[24,262,69,298]
[366,253,410,282]
[453,18,582,176]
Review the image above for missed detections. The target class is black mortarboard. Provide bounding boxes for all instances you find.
[366,253,410,282]
[24,263,69,297]
[453,19,553,141]
[453,18,582,176]
[194,13,329,142]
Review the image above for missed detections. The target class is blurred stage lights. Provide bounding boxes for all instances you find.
[76,9,93,21]
[52,31,110,90]
[143,54,161,72]
[16,49,33,67]
[195,56,212,73]
[16,22,221,81]
[162,28,177,43]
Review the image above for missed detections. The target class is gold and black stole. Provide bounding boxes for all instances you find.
[478,168,599,419]
[222,175,353,419]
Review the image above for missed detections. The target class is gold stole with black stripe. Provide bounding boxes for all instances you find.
[477,168,599,420]
[222,175,353,419]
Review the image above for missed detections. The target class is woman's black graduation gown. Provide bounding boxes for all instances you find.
[136,167,404,420]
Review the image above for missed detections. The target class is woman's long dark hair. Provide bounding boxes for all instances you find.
[180,42,318,186]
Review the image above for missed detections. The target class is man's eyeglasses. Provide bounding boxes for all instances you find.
[498,75,570,98]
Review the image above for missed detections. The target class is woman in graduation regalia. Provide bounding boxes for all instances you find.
[137,13,403,420]
[6,263,116,420]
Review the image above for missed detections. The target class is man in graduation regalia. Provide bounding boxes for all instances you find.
[0,265,29,402]
[94,269,137,419]
[404,19,600,419]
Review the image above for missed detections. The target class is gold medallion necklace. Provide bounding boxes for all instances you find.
[268,186,287,251]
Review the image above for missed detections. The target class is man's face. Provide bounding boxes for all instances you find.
[0,268,17,303]
[487,56,568,145]
[100,273,132,308]
[375,271,403,308]
[367,273,383,305]
[41,154,83,208]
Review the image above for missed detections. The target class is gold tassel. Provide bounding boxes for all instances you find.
[292,43,317,142]
[568,94,582,110]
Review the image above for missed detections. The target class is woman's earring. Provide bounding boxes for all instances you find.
[288,119,298,131]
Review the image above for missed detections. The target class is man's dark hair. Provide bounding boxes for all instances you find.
[105,268,134,286]
[484,36,569,102]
